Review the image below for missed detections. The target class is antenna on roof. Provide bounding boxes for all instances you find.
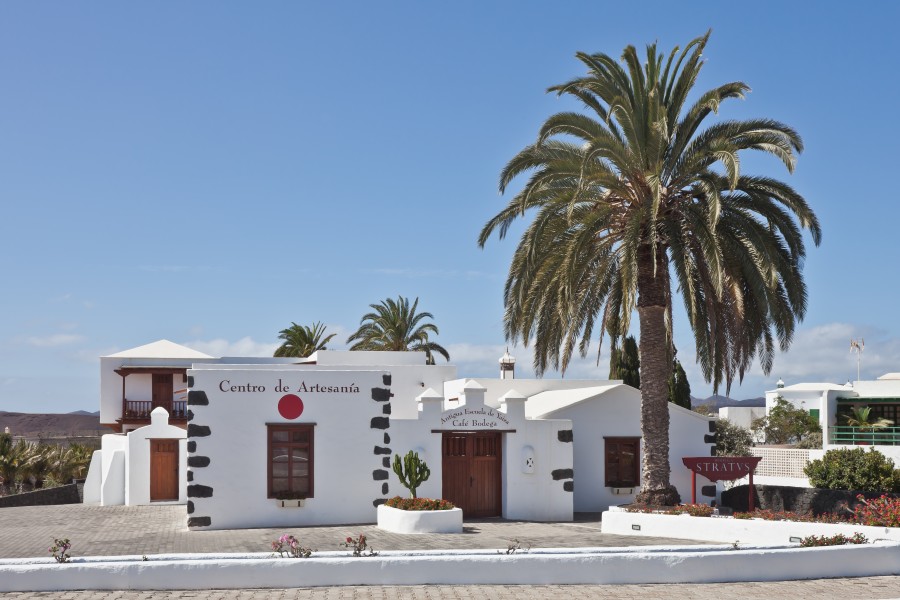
[850,338,864,383]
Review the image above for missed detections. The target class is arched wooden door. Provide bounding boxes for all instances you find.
[150,439,179,501]
[442,431,502,517]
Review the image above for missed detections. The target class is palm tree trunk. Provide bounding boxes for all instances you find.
[634,244,681,506]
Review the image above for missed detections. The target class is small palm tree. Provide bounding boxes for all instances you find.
[274,322,337,358]
[843,407,893,432]
[347,296,450,364]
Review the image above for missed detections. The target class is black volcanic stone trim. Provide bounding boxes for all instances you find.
[373,498,387,507]
[701,485,716,498]
[187,501,194,514]
[551,468,574,481]
[187,410,194,422]
[704,434,716,444]
[563,481,574,492]
[374,446,392,455]
[382,403,391,415]
[187,441,197,453]
[188,484,213,498]
[382,374,391,386]
[188,424,211,437]
[557,430,573,443]
[710,446,717,456]
[187,471,193,482]
[382,483,389,495]
[188,517,211,528]
[187,375,194,388]
[370,417,390,430]
[382,457,390,468]
[188,456,210,468]
[188,391,209,406]
[383,433,391,444]
[709,421,717,433]
[373,469,389,481]
[371,387,391,402]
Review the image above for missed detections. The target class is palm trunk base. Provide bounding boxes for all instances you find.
[634,485,681,506]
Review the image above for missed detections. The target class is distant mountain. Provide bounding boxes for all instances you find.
[690,394,765,409]
[0,411,103,437]
[68,410,100,416]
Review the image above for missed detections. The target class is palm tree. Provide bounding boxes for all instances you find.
[274,322,337,358]
[478,32,819,505]
[843,407,893,432]
[347,296,450,364]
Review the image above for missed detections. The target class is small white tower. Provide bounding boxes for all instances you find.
[776,378,785,389]
[499,348,516,380]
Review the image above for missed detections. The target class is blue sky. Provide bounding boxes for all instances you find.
[2,2,899,413]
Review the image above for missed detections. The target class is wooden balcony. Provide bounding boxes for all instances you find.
[119,399,188,428]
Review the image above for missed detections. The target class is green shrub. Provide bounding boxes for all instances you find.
[794,432,822,450]
[804,447,900,492]
[715,418,753,456]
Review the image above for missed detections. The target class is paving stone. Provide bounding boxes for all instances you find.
[2,505,900,597]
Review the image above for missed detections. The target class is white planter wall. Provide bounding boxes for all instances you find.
[602,509,900,545]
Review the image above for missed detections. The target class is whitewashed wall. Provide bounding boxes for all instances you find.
[390,384,574,522]
[98,434,126,506]
[538,386,714,511]
[124,408,187,505]
[186,368,392,530]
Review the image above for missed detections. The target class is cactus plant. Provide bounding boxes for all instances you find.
[392,450,430,499]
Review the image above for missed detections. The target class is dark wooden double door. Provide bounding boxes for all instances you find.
[442,432,502,518]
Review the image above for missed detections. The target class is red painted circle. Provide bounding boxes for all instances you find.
[278,394,304,419]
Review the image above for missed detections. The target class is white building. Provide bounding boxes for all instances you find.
[766,374,900,460]
[85,341,715,529]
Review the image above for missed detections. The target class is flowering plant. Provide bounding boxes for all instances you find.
[853,494,900,527]
[341,533,377,557]
[270,534,312,558]
[799,532,867,547]
[49,538,71,563]
[665,504,715,517]
[384,496,455,511]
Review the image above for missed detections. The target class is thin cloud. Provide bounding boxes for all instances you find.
[139,265,193,273]
[23,334,85,347]
[183,337,280,357]
[362,268,495,280]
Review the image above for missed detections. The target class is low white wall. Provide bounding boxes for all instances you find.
[82,451,102,505]
[100,449,125,506]
[2,544,899,592]
[602,510,900,545]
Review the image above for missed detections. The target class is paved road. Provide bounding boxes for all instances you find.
[2,504,900,598]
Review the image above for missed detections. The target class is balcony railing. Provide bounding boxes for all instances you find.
[829,426,900,446]
[122,399,188,422]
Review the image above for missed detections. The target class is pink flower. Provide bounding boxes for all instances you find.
[346,537,353,543]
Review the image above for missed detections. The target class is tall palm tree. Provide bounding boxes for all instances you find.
[478,32,820,505]
[347,296,450,364]
[274,322,337,358]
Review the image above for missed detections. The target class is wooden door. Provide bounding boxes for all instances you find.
[152,373,173,411]
[442,432,502,518]
[150,439,179,501]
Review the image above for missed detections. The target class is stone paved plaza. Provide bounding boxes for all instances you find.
[2,504,900,598]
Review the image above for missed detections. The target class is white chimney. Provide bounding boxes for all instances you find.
[499,348,516,380]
